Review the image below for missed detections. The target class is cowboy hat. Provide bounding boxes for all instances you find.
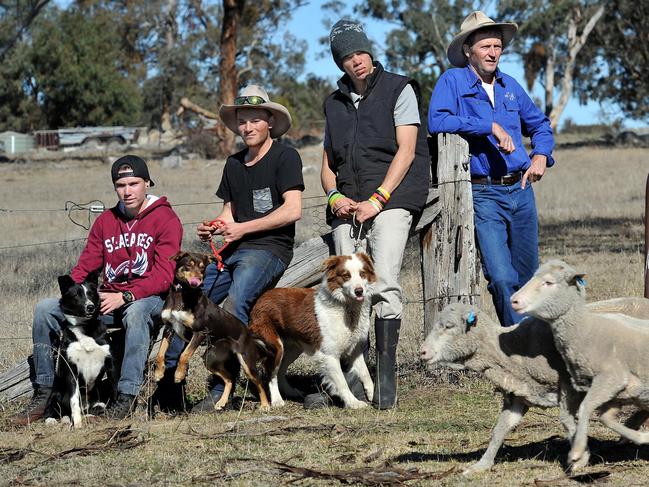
[219,85,292,139]
[447,11,518,68]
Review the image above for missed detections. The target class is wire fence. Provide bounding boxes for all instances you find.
[0,193,432,345]
[0,194,332,251]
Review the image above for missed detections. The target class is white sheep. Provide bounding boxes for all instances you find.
[511,260,649,471]
[420,298,649,474]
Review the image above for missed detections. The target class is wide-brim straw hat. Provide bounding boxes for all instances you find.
[219,85,292,139]
[447,11,518,68]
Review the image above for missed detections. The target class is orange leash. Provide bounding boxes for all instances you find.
[207,218,229,271]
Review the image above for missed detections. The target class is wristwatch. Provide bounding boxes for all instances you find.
[122,291,135,304]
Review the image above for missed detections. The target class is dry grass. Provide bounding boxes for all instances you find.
[1,145,649,485]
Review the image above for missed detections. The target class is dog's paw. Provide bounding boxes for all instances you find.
[271,399,286,408]
[346,399,369,409]
[174,369,187,383]
[258,403,271,412]
[44,417,59,426]
[153,367,165,382]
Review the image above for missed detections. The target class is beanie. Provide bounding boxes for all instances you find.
[329,19,373,71]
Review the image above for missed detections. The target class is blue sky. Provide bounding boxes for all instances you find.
[287,2,642,130]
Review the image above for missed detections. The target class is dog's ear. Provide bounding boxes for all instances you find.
[169,251,188,262]
[58,275,76,294]
[355,252,376,282]
[85,270,100,285]
[320,255,340,274]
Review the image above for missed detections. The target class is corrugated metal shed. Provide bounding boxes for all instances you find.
[0,131,35,154]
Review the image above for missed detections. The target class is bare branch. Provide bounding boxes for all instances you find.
[550,3,605,127]
[0,0,50,60]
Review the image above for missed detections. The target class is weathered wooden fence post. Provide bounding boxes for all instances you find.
[645,173,649,299]
[421,133,480,334]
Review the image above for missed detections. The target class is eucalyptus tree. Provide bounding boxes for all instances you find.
[497,1,605,128]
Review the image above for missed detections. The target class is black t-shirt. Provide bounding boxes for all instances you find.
[216,141,304,264]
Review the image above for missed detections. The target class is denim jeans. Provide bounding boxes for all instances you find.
[165,248,287,398]
[472,182,539,326]
[32,295,163,396]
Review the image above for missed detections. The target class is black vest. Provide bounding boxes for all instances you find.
[324,62,430,213]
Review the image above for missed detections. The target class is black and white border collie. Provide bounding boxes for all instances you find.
[249,253,377,409]
[47,273,115,427]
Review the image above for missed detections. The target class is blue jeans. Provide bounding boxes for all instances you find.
[165,248,287,398]
[472,182,539,326]
[32,295,163,396]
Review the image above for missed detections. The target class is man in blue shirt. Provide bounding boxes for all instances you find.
[428,11,555,326]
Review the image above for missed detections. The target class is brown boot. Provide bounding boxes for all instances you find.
[11,387,52,426]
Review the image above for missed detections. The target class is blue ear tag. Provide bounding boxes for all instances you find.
[466,311,476,327]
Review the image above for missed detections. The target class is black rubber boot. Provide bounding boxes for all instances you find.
[372,318,400,410]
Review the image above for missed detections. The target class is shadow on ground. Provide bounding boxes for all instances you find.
[393,435,649,469]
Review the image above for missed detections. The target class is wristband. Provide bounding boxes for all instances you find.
[328,190,344,210]
[367,197,383,212]
[376,186,391,201]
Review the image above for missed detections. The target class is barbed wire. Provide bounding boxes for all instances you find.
[0,195,329,251]
[0,237,88,251]
[0,194,327,215]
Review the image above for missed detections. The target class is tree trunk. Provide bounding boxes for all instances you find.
[217,0,245,156]
[161,0,178,133]
[548,4,605,129]
[544,38,555,117]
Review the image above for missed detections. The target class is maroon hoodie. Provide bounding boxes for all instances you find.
[71,196,183,299]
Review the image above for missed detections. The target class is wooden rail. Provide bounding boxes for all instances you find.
[0,134,476,402]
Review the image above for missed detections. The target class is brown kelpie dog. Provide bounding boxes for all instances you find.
[153,251,271,411]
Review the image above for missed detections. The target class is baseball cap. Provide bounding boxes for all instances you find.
[111,155,155,187]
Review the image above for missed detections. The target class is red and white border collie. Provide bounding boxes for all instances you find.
[249,253,376,409]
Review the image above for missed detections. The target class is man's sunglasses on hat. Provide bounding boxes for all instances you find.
[235,95,266,106]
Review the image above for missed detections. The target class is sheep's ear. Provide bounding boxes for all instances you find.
[570,273,587,288]
[464,309,478,331]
